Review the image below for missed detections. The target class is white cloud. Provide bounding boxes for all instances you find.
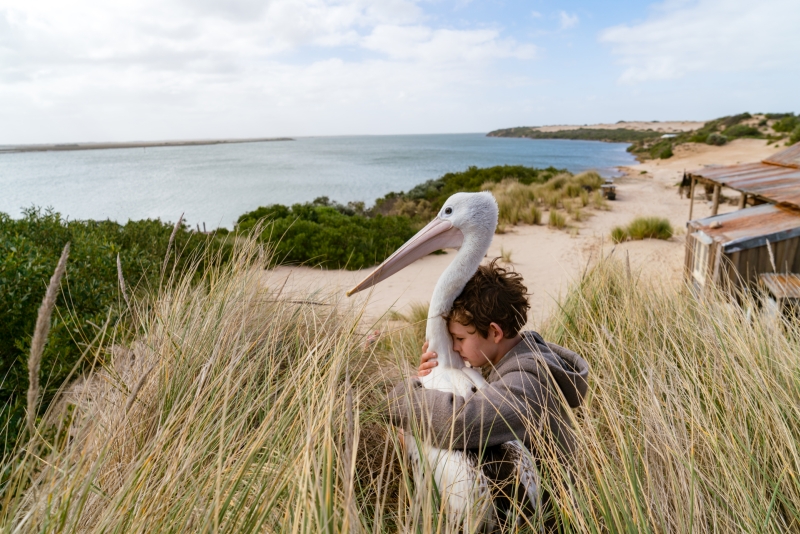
[559,11,579,30]
[600,0,800,83]
[0,0,539,142]
[530,10,542,19]
[362,25,535,63]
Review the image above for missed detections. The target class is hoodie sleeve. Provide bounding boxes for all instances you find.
[387,365,557,450]
[387,334,589,453]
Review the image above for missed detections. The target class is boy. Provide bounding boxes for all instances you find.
[387,260,589,520]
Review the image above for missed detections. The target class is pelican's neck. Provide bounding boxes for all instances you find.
[425,234,490,369]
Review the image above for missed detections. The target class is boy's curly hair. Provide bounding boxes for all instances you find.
[444,258,530,339]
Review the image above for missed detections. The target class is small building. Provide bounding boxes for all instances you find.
[686,143,800,219]
[685,143,800,296]
[685,204,800,294]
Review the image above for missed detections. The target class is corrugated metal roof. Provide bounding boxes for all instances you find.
[689,142,800,209]
[759,273,800,299]
[689,203,800,252]
[763,143,800,168]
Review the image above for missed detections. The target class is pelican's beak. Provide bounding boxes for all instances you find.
[347,217,464,296]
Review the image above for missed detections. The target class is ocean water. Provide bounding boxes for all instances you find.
[0,133,636,228]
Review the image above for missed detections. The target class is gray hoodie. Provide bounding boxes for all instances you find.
[388,331,589,455]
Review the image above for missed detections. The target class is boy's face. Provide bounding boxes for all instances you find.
[448,321,502,368]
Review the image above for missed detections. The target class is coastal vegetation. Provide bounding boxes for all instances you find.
[235,197,416,270]
[489,112,800,161]
[235,165,597,267]
[611,216,673,243]
[0,208,228,454]
[482,171,605,230]
[4,239,799,532]
[372,165,565,219]
[487,127,663,144]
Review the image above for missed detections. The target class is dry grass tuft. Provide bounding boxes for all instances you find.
[500,246,513,264]
[484,172,604,231]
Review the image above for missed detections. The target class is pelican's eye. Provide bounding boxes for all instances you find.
[444,207,453,215]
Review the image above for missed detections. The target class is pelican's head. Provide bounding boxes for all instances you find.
[436,191,498,243]
[347,191,498,296]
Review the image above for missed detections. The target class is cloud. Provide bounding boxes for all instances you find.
[0,0,540,142]
[362,25,536,63]
[600,0,800,83]
[559,11,579,30]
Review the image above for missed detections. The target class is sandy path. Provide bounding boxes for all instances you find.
[266,138,780,331]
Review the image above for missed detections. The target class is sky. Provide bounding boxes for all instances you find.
[1,0,798,144]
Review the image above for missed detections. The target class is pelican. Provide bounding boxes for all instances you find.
[347,192,538,530]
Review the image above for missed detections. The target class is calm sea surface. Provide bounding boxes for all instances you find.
[0,134,635,228]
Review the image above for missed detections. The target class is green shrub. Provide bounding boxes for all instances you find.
[0,208,219,454]
[773,115,799,133]
[722,124,761,139]
[790,126,800,145]
[765,112,794,120]
[548,210,566,229]
[658,144,674,159]
[237,203,415,269]
[611,226,628,243]
[719,112,751,128]
[706,133,728,146]
[626,216,673,240]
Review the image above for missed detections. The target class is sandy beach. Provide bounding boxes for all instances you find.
[267,137,781,332]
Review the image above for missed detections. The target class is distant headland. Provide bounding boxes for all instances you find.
[0,137,294,154]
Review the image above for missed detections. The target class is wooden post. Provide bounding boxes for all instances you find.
[688,177,696,221]
[711,184,721,216]
[738,192,747,209]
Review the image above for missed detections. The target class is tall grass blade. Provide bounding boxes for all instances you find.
[26,242,70,437]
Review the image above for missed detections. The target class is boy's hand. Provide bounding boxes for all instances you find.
[418,341,438,377]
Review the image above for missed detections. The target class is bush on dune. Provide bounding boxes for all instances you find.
[374,165,565,218]
[236,199,416,270]
[0,208,224,455]
[6,242,800,532]
[611,216,673,242]
[484,171,603,228]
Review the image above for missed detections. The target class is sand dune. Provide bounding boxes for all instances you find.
[532,120,705,133]
[267,138,781,332]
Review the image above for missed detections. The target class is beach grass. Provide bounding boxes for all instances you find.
[483,171,603,230]
[548,210,567,229]
[612,216,673,243]
[4,237,800,532]
[610,226,628,244]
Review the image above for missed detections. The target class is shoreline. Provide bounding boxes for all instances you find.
[0,137,294,154]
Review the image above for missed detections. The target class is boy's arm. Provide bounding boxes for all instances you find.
[387,368,553,450]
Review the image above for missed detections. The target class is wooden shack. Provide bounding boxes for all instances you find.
[687,143,800,219]
[685,143,800,296]
[685,204,800,294]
